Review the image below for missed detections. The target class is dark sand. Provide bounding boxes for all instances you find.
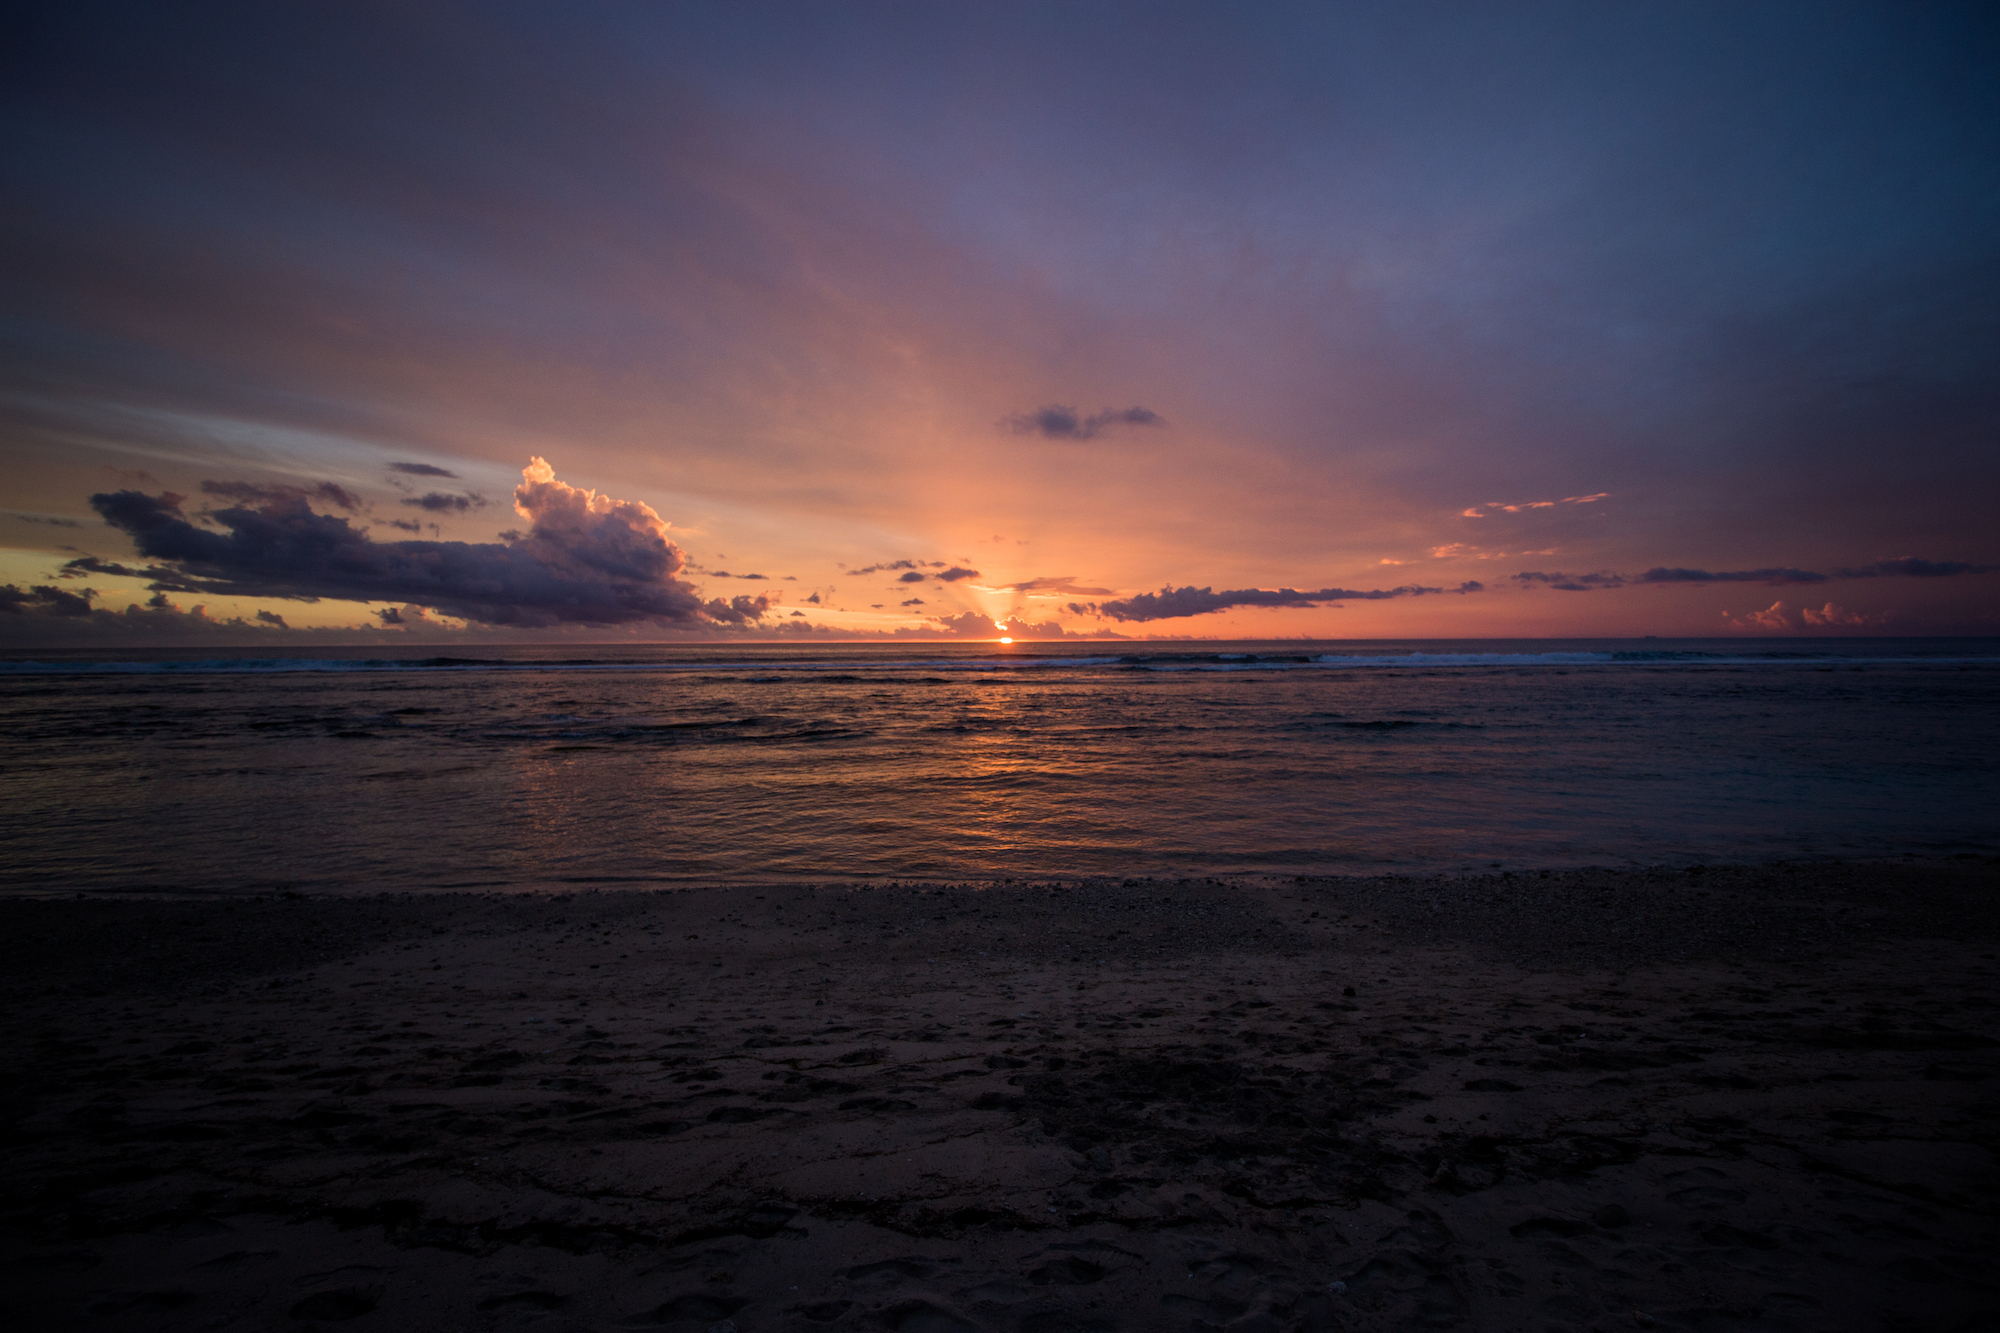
[2,860,1996,1332]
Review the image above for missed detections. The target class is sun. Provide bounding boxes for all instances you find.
[999,636,1013,644]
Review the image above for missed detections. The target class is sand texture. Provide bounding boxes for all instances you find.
[2,860,1996,1332]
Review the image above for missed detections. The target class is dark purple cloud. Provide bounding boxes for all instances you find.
[1511,571,1629,592]
[0,584,96,617]
[1515,559,1996,591]
[58,555,171,581]
[1078,582,1459,622]
[701,593,775,624]
[849,559,947,576]
[853,561,982,585]
[388,462,458,478]
[56,553,217,596]
[1638,566,1827,586]
[87,457,771,628]
[1003,405,1166,441]
[401,491,487,512]
[1835,557,1998,579]
[0,589,474,646]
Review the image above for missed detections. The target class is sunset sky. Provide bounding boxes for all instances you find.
[3,2,1996,643]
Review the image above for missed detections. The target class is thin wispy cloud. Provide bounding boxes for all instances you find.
[987,576,1118,596]
[1461,494,1610,518]
[1514,559,1996,591]
[1002,405,1166,441]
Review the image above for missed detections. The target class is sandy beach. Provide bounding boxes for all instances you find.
[3,859,1995,1332]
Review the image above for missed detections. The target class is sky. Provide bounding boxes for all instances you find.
[3,1,1997,645]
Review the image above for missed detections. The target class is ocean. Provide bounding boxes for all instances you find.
[2,638,1995,894]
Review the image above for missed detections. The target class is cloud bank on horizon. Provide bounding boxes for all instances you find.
[1,3,1996,642]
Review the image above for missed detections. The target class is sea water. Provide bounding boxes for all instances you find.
[2,639,1994,894]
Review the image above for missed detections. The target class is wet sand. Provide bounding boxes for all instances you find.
[2,860,1995,1332]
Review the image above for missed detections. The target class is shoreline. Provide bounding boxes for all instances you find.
[7,849,1994,898]
[4,859,1995,1331]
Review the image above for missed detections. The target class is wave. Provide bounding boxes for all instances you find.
[3,645,1994,677]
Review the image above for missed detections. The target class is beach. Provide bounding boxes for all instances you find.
[2,859,1995,1332]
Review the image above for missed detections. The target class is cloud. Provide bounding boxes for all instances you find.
[384,518,424,532]
[1638,566,1827,586]
[989,575,1115,596]
[2,511,82,527]
[850,561,981,585]
[1461,493,1610,518]
[1727,600,1796,631]
[202,478,362,511]
[1722,600,1888,631]
[1512,567,1824,590]
[1076,582,1460,622]
[57,554,193,586]
[700,593,775,624]
[1,587,460,646]
[1517,558,1995,591]
[884,608,1112,640]
[996,616,1082,639]
[401,491,488,512]
[1002,405,1167,441]
[848,559,946,575]
[1800,601,1879,626]
[388,462,458,478]
[899,597,925,606]
[706,570,769,579]
[906,610,1001,637]
[1834,557,1998,579]
[0,583,97,617]
[805,591,821,604]
[86,456,769,628]
[2,586,346,643]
